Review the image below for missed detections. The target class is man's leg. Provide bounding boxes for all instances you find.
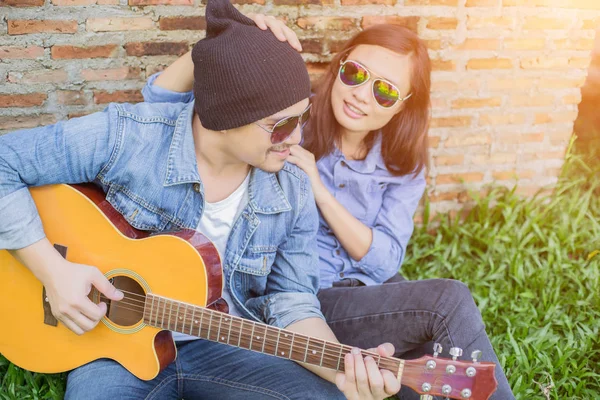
[65,358,179,400]
[176,339,345,400]
[318,279,515,400]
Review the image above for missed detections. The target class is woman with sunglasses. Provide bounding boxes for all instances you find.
[144,18,514,399]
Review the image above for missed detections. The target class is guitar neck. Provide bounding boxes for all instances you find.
[142,293,404,376]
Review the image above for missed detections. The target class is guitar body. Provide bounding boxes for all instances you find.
[0,184,223,380]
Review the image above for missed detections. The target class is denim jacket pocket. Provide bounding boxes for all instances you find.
[237,248,277,276]
[106,186,169,232]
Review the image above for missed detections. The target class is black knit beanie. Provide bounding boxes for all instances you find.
[191,0,311,131]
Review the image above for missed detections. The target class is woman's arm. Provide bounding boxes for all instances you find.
[288,145,426,281]
[152,14,301,93]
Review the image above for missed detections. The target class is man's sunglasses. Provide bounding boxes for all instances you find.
[255,104,312,144]
[338,60,412,109]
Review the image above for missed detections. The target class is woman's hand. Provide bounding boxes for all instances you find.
[336,344,401,400]
[247,13,302,52]
[288,145,330,204]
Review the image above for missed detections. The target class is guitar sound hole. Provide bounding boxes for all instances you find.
[105,276,146,327]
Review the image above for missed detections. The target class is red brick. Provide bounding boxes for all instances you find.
[570,57,592,68]
[342,0,394,4]
[8,20,78,35]
[503,0,544,5]
[431,190,473,203]
[81,67,142,81]
[451,97,502,109]
[582,19,598,29]
[497,132,544,144]
[425,40,442,50]
[426,17,458,30]
[562,93,582,105]
[557,0,600,9]
[297,17,356,31]
[466,0,498,5]
[510,95,555,107]
[0,46,44,59]
[0,93,47,108]
[51,45,118,59]
[275,0,327,4]
[430,116,472,127]
[455,39,500,50]
[467,58,513,70]
[435,155,465,165]
[57,90,87,105]
[472,153,516,164]
[0,114,56,130]
[521,57,569,69]
[554,39,595,51]
[52,0,96,5]
[429,136,441,148]
[534,111,578,124]
[159,16,206,31]
[128,0,192,4]
[538,77,586,89]
[229,0,266,3]
[467,16,514,29]
[437,172,484,185]
[523,17,571,30]
[504,38,545,50]
[492,171,517,180]
[361,16,419,32]
[405,0,457,4]
[299,39,323,54]
[479,113,525,125]
[487,78,535,91]
[432,59,456,71]
[125,42,189,57]
[94,90,144,104]
[1,0,45,5]
[446,133,491,147]
[87,18,154,32]
[8,70,68,84]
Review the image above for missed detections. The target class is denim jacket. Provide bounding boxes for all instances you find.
[0,98,323,329]
[142,73,427,287]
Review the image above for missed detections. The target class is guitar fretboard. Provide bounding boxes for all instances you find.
[142,293,404,375]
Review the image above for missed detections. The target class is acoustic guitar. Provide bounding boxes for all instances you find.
[0,184,498,399]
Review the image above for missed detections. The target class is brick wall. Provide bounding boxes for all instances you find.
[1,0,599,220]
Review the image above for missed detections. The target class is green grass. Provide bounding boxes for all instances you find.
[1,140,599,399]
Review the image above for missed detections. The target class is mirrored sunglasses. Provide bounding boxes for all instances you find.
[338,60,412,108]
[255,103,312,144]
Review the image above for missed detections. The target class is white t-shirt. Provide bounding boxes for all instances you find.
[172,172,250,342]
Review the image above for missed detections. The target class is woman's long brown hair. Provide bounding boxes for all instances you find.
[303,24,431,177]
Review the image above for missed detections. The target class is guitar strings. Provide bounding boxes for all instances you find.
[94,294,404,371]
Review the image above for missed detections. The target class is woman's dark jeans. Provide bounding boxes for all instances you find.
[317,275,515,400]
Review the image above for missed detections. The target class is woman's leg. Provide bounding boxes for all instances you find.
[318,279,514,400]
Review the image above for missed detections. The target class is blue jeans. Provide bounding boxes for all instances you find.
[65,340,344,399]
[318,276,515,400]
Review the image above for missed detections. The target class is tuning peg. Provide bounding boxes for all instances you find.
[433,342,442,358]
[471,350,482,363]
[449,347,463,361]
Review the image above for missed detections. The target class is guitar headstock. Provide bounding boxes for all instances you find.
[400,347,498,400]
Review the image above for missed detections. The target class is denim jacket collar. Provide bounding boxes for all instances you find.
[248,168,292,214]
[164,102,202,187]
[164,102,291,214]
